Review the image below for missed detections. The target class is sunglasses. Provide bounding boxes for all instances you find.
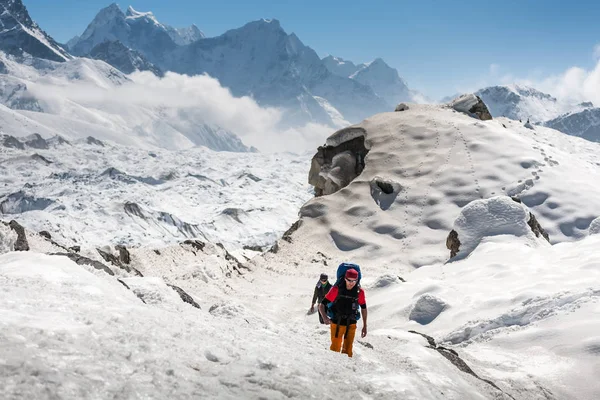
[345,278,357,283]
[320,278,327,282]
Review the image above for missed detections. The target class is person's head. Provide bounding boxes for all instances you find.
[344,269,359,288]
[319,273,328,283]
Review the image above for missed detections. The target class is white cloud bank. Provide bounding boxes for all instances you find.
[26,66,335,153]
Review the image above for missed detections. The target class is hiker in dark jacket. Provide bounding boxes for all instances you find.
[319,268,367,357]
[310,273,332,324]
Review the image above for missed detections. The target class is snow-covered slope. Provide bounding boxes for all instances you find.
[475,84,591,123]
[0,134,312,250]
[0,0,71,62]
[544,107,600,142]
[276,104,600,272]
[3,100,600,399]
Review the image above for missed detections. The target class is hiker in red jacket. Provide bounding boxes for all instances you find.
[319,268,367,357]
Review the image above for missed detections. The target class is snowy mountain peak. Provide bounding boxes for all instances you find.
[322,55,360,78]
[93,3,126,25]
[125,5,161,26]
[0,0,71,62]
[475,84,586,122]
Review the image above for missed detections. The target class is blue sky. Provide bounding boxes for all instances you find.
[24,0,600,99]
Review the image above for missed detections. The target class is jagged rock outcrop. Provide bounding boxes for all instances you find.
[409,331,508,396]
[97,248,142,276]
[7,220,29,251]
[115,245,131,264]
[448,94,493,121]
[52,252,114,276]
[308,127,369,196]
[24,133,48,149]
[511,197,550,242]
[86,136,105,147]
[2,135,25,149]
[167,284,201,309]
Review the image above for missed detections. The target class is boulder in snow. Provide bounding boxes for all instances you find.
[308,127,369,196]
[395,103,409,112]
[448,94,493,121]
[447,196,549,259]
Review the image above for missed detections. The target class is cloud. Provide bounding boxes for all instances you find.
[533,61,600,105]
[594,43,600,61]
[27,68,334,153]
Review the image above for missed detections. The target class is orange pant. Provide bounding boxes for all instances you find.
[330,323,357,357]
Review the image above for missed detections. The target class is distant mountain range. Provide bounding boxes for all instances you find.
[1,0,600,145]
[64,4,423,127]
[442,84,600,142]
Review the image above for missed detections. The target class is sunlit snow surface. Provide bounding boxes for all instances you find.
[0,139,313,250]
[3,104,600,399]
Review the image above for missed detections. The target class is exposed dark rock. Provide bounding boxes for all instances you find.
[97,248,142,276]
[38,230,51,239]
[238,172,262,182]
[527,212,550,242]
[243,245,264,252]
[308,129,369,197]
[124,202,145,219]
[181,239,206,253]
[357,340,374,349]
[158,212,202,237]
[449,94,493,121]
[216,243,249,274]
[469,96,493,121]
[268,242,279,254]
[167,284,200,309]
[31,153,53,165]
[117,279,146,303]
[24,133,48,149]
[52,252,114,276]
[69,245,81,253]
[408,331,513,398]
[117,278,131,289]
[86,136,105,147]
[2,135,25,149]
[8,220,29,251]
[221,208,243,223]
[115,245,131,264]
[446,229,461,258]
[153,249,161,255]
[395,103,409,112]
[282,220,302,243]
[511,197,550,242]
